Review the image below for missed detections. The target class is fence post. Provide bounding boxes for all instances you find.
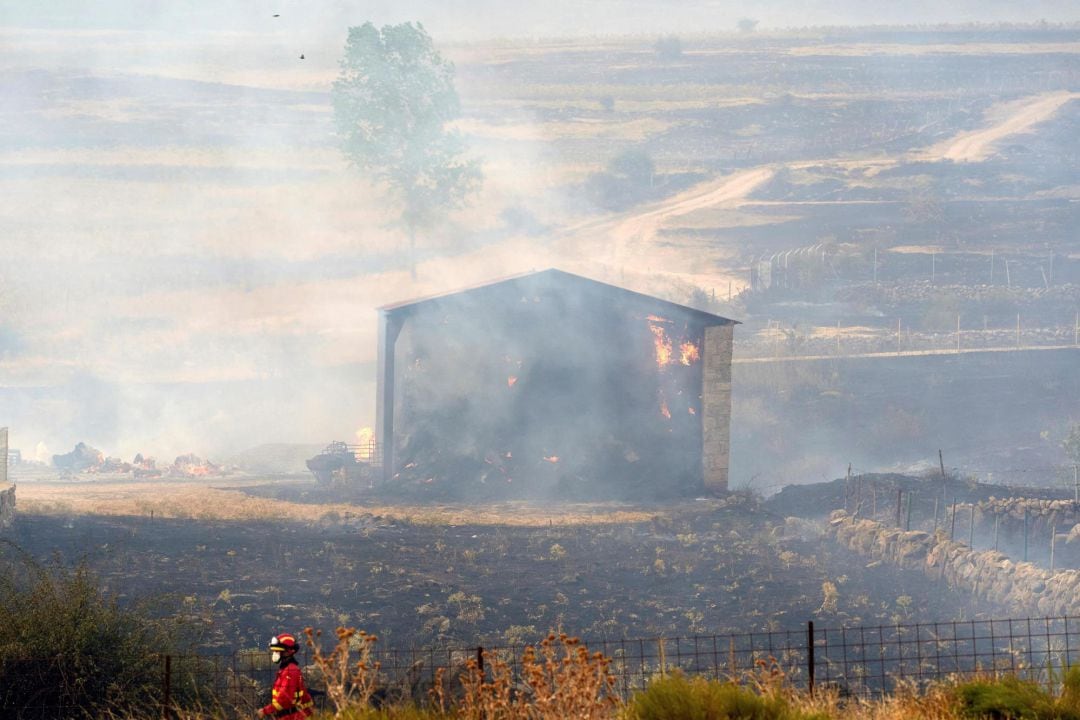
[1051,526,1057,573]
[162,654,171,720]
[1024,509,1029,562]
[477,646,484,676]
[807,621,815,698]
[896,489,903,527]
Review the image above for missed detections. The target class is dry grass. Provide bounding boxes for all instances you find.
[14,478,660,526]
[305,627,382,717]
[456,633,618,720]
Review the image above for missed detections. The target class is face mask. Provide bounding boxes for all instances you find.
[271,651,281,663]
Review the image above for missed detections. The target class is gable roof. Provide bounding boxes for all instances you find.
[379,268,739,326]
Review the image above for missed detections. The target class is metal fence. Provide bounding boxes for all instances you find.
[363,615,1080,700]
[12,615,1080,717]
[814,616,1080,696]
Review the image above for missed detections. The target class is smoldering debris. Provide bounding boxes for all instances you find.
[50,442,229,478]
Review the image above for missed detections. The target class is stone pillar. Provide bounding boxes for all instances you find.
[376,312,404,485]
[702,324,734,493]
[0,485,14,530]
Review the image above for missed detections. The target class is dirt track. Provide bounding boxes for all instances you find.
[925,91,1079,162]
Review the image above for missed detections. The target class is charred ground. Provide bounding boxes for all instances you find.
[6,476,998,653]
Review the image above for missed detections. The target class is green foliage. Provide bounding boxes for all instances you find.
[332,21,482,258]
[0,546,185,717]
[953,674,1080,720]
[737,18,760,33]
[1062,666,1080,705]
[624,672,826,720]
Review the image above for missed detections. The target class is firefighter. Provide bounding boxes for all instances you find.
[260,632,314,719]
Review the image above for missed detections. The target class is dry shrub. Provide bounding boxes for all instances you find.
[852,681,961,720]
[457,632,618,719]
[745,657,840,718]
[624,670,827,720]
[305,626,381,717]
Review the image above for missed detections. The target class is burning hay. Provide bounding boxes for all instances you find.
[50,442,228,478]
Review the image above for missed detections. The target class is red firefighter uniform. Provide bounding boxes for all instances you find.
[262,632,314,719]
[261,660,313,719]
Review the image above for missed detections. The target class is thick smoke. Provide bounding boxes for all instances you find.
[388,273,712,500]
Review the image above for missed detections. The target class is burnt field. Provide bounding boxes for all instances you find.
[6,480,990,653]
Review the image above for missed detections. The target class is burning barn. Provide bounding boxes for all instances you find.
[376,269,738,500]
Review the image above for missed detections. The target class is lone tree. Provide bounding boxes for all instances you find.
[653,35,683,60]
[737,17,759,33]
[332,22,482,278]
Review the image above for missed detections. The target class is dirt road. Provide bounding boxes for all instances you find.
[609,166,776,249]
[924,91,1079,162]
[556,166,774,297]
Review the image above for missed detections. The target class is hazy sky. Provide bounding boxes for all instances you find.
[5,1,1080,38]
[1,1,1078,462]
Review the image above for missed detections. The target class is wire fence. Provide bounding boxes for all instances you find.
[13,615,1080,717]
[734,319,1080,362]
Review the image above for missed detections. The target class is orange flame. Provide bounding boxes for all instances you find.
[355,427,375,460]
[543,455,559,463]
[660,399,671,419]
[680,341,701,365]
[507,375,518,387]
[647,319,673,367]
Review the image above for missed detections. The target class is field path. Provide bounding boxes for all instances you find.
[924,91,1079,162]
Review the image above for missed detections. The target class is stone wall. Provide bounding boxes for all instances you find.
[961,497,1080,539]
[952,498,1080,566]
[702,324,733,493]
[826,509,1080,617]
[0,485,13,530]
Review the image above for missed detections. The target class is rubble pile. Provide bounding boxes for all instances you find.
[827,510,1080,617]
